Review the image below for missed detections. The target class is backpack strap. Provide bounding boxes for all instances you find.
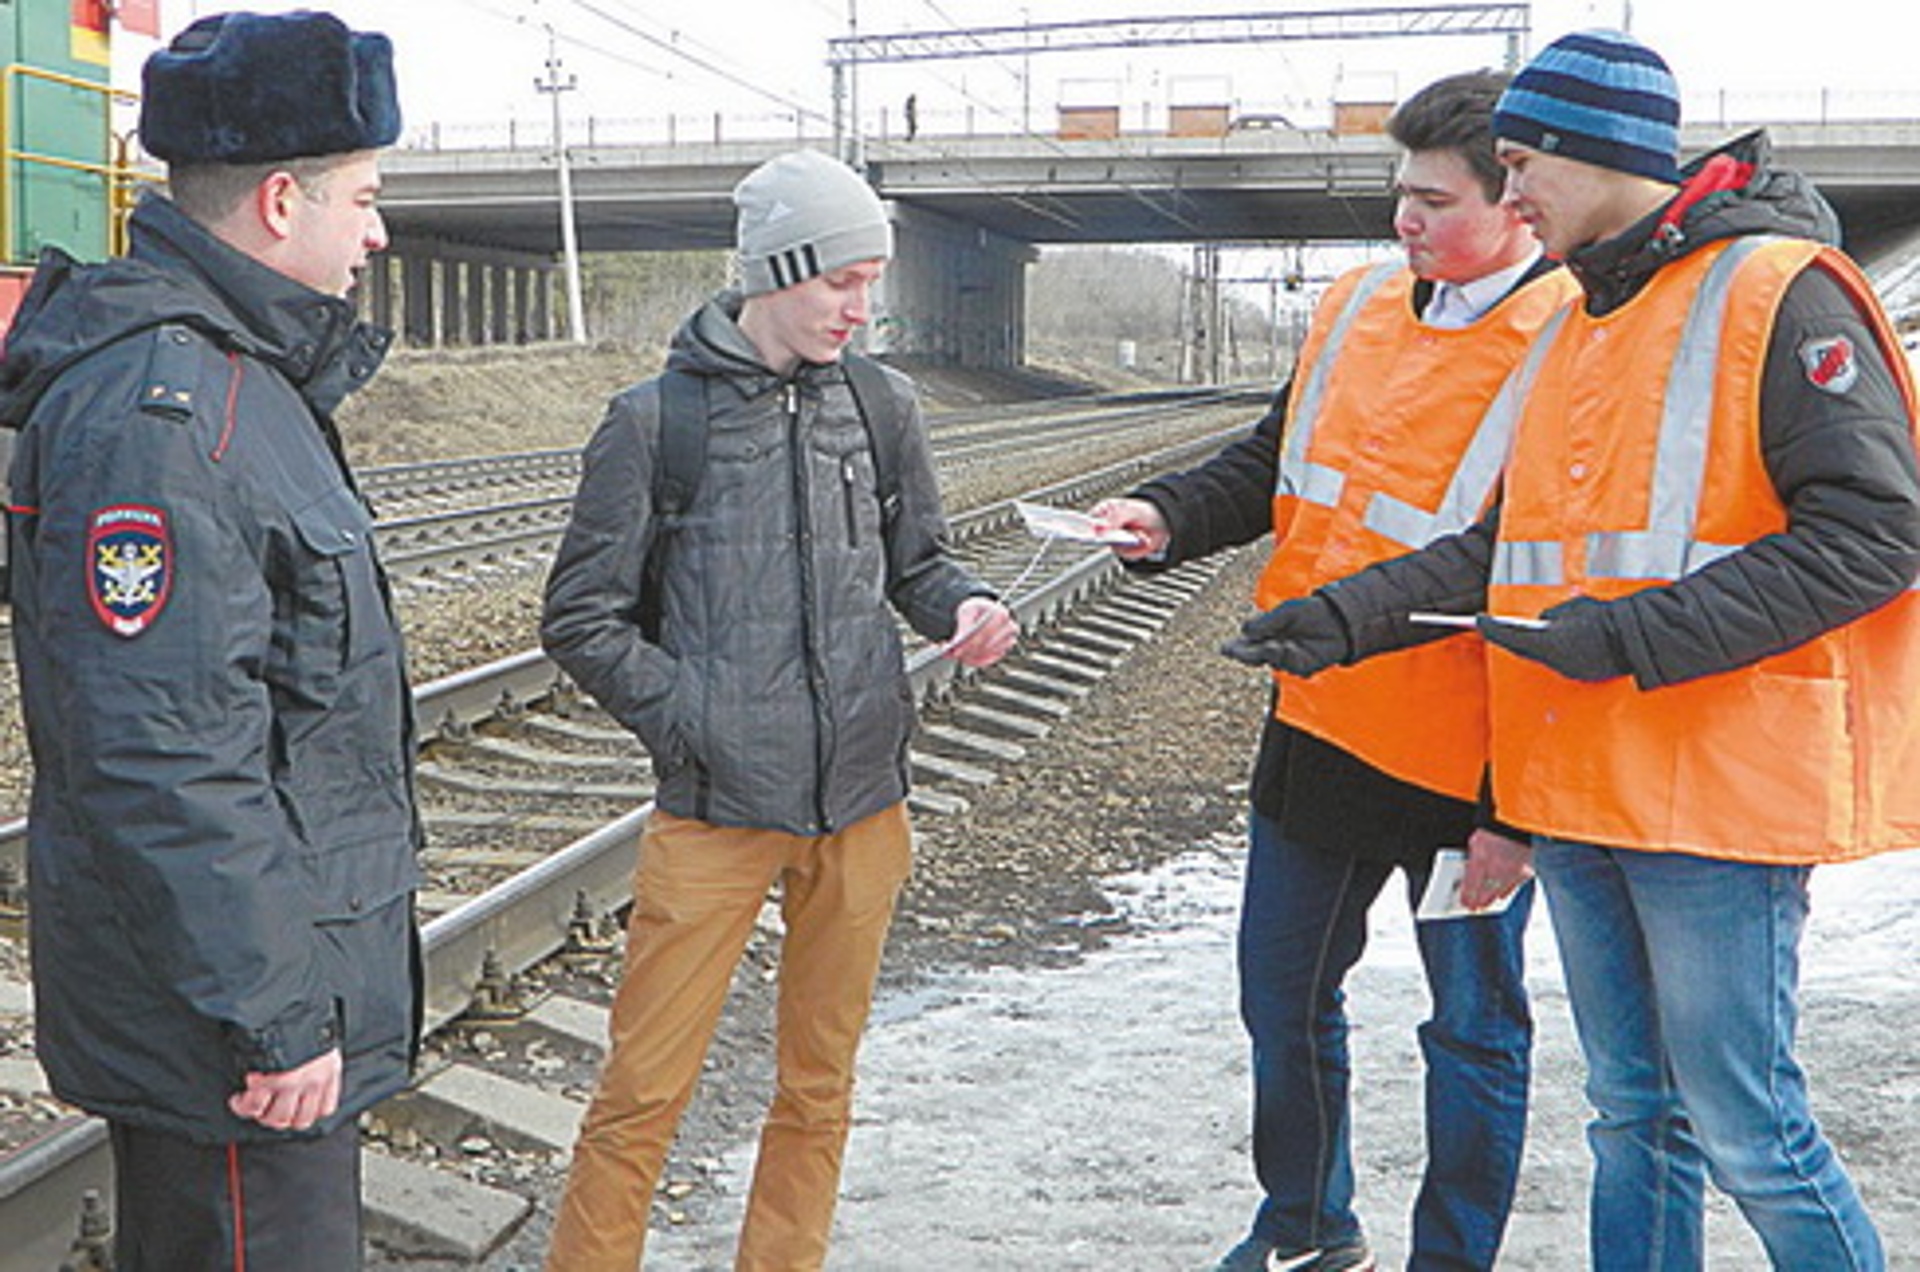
[654,367,709,521]
[639,368,708,641]
[840,351,903,527]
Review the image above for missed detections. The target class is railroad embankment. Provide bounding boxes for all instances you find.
[339,341,1150,468]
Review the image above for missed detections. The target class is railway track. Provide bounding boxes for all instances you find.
[368,386,1261,590]
[356,385,1254,521]
[0,399,1263,1268]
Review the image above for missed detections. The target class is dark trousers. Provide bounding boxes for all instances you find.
[109,1119,362,1271]
[1240,813,1534,1269]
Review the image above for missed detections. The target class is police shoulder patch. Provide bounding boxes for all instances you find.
[88,505,173,637]
[1799,333,1859,396]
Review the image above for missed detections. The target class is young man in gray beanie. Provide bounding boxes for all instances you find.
[0,10,414,1270]
[541,148,1017,1270]
[1226,28,1917,1270]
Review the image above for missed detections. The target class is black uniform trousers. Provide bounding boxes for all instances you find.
[109,1119,361,1271]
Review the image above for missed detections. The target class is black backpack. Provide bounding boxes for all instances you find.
[639,352,903,639]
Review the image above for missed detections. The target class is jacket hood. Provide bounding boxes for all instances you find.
[0,193,389,427]
[664,290,854,400]
[1568,129,1841,312]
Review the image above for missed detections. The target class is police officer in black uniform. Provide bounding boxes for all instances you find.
[0,12,415,1269]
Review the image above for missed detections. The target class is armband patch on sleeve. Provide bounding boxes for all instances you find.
[1799,333,1859,396]
[89,505,173,637]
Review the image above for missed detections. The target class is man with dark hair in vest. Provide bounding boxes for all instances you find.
[1,11,414,1269]
[1095,70,1577,1271]
[540,148,1017,1270]
[1226,30,1918,1270]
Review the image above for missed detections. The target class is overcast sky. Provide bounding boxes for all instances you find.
[127,0,1920,144]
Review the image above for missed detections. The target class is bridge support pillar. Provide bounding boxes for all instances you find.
[401,254,436,346]
[510,269,532,344]
[440,259,466,346]
[489,265,510,344]
[531,268,554,342]
[364,254,394,331]
[874,202,1035,369]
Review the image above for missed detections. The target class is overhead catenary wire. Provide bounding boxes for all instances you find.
[569,0,831,96]
[440,0,677,89]
[556,0,832,124]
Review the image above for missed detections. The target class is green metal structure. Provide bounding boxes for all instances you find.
[3,0,118,270]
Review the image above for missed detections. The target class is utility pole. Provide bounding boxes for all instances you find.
[846,0,864,168]
[1021,6,1033,133]
[537,28,588,344]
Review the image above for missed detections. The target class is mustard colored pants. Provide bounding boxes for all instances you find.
[544,803,913,1272]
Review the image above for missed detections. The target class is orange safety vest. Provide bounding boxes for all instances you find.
[1257,260,1579,799]
[1487,236,1920,863]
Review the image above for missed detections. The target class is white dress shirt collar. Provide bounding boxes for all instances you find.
[1423,248,1544,329]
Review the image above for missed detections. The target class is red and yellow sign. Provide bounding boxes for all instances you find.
[71,0,111,67]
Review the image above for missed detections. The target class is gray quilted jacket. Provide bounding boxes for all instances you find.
[542,294,987,835]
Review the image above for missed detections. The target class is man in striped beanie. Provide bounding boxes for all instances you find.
[1225,25,1912,1271]
[1492,28,1680,184]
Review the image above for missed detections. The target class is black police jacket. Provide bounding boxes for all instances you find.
[0,194,421,1142]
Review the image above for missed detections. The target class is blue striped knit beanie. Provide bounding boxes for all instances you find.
[733,150,894,297]
[1493,30,1680,183]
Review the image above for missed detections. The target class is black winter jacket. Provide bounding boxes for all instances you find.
[1,195,420,1142]
[1316,131,1920,705]
[542,294,988,836]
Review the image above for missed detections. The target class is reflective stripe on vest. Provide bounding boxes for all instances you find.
[1491,238,1773,588]
[1281,262,1531,550]
[1277,262,1398,513]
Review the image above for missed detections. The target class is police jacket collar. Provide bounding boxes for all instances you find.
[128,192,392,414]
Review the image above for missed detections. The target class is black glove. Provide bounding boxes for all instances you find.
[1476,596,1629,682]
[1220,594,1352,676]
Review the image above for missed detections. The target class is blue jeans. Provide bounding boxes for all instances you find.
[1240,813,1533,1269]
[1534,839,1884,1271]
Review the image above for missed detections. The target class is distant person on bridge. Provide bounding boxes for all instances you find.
[1220,29,1920,1271]
[540,147,1017,1271]
[0,11,415,1271]
[1093,69,1575,1272]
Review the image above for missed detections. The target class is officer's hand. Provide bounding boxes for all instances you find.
[229,1048,343,1131]
[1220,594,1351,676]
[1476,596,1628,682]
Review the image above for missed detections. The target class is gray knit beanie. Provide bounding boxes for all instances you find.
[733,150,893,296]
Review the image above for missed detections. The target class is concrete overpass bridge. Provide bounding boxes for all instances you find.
[370,119,1920,362]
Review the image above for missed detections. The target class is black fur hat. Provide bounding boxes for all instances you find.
[140,10,401,165]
